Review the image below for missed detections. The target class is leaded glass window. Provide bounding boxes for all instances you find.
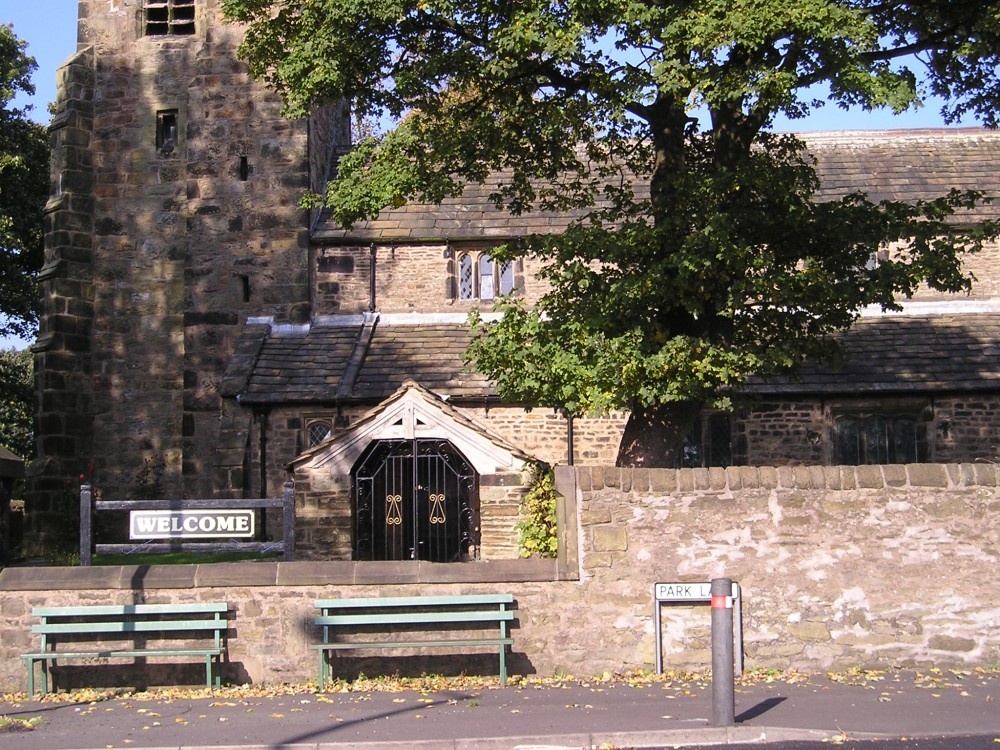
[835,413,923,465]
[454,251,516,301]
[459,254,474,299]
[308,421,332,447]
[479,254,495,300]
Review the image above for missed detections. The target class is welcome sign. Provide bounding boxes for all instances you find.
[129,510,255,539]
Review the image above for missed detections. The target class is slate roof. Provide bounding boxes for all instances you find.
[227,312,1000,406]
[807,129,1000,224]
[0,444,24,478]
[744,312,1000,395]
[225,325,359,404]
[348,323,492,400]
[230,318,494,405]
[312,129,1000,243]
[231,129,1000,408]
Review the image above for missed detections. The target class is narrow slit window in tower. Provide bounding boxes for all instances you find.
[156,109,178,155]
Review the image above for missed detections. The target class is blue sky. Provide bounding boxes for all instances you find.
[0,1,983,349]
[4,1,78,126]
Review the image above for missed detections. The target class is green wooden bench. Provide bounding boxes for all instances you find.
[22,602,229,695]
[313,594,515,689]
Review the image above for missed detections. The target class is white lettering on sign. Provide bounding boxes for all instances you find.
[129,510,255,539]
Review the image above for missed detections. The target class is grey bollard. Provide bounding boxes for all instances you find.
[710,576,735,726]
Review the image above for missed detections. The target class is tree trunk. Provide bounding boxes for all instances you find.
[615,400,704,468]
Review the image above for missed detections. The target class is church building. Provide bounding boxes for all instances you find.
[25,0,1000,558]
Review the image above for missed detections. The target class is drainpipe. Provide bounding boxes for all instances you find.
[566,412,575,466]
[369,243,377,312]
[259,408,269,539]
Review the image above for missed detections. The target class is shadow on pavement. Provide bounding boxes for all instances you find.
[736,695,786,722]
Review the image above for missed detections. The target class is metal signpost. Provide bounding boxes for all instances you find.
[710,577,736,726]
[653,579,743,676]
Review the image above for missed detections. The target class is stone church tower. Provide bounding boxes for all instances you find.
[27,0,348,550]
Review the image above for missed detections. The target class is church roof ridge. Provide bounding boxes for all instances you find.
[312,128,1000,242]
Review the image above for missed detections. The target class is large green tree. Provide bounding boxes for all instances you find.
[223,0,1000,465]
[0,23,47,341]
[0,347,33,461]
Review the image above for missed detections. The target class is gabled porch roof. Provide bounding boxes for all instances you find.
[287,380,534,476]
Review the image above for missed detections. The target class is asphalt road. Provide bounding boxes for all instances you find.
[1,669,998,749]
[684,737,1000,750]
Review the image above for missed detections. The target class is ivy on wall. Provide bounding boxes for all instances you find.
[516,463,558,558]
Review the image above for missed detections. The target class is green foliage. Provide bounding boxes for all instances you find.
[225,1,1000,463]
[516,464,558,559]
[0,347,33,460]
[128,456,167,501]
[0,24,48,340]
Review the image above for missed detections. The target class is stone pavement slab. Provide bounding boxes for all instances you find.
[0,670,997,749]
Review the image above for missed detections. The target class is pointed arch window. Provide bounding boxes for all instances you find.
[307,420,332,448]
[478,255,495,300]
[498,259,515,296]
[459,254,475,299]
[456,251,515,301]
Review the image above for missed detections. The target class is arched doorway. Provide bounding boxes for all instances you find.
[353,438,478,562]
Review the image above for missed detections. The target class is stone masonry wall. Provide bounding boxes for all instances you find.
[471,407,627,466]
[2,463,998,693]
[253,393,1000,490]
[565,463,1000,672]
[929,396,1000,464]
[923,239,1000,300]
[30,0,338,511]
[291,463,524,561]
[291,463,352,560]
[255,404,624,507]
[313,244,551,316]
[25,46,97,553]
[739,395,1000,466]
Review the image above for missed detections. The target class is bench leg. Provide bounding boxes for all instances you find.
[317,649,326,691]
[25,658,34,696]
[499,646,507,687]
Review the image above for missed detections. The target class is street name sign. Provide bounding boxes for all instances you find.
[653,580,743,675]
[655,581,712,601]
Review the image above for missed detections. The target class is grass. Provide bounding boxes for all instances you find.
[91,551,281,565]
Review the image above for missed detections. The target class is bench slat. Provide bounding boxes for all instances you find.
[34,621,227,635]
[33,603,227,617]
[315,610,513,627]
[315,594,513,609]
[313,594,515,690]
[23,602,229,695]
[23,648,223,660]
[313,639,513,651]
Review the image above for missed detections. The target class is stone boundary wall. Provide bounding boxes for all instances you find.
[568,462,1000,673]
[1,463,998,692]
